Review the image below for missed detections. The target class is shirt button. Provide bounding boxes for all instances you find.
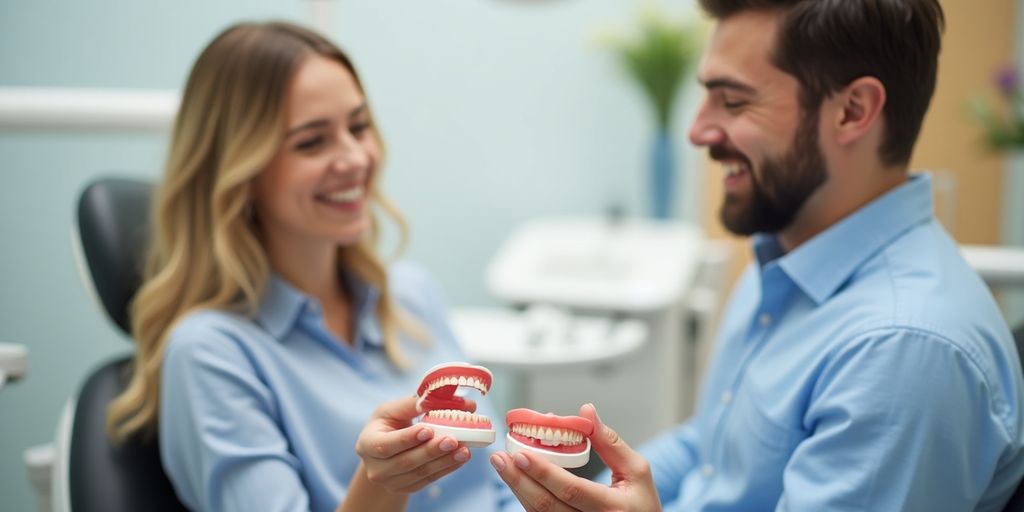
[427,485,442,499]
[702,464,714,477]
[721,391,733,405]
[759,313,773,327]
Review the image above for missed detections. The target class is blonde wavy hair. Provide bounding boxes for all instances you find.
[108,21,423,441]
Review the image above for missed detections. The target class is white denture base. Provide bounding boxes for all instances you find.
[505,433,591,468]
[423,423,496,448]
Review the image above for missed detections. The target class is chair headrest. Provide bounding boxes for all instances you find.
[76,177,153,335]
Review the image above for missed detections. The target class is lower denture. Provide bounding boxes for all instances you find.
[422,409,493,429]
[504,408,595,455]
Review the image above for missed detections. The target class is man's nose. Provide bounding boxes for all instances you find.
[688,103,724,147]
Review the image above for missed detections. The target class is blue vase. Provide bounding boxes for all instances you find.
[650,130,675,219]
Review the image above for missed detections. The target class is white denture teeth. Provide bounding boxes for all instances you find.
[426,409,490,424]
[423,376,489,396]
[510,423,585,446]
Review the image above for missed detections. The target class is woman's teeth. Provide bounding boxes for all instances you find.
[321,187,363,203]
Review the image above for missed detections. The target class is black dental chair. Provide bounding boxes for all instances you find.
[1007,321,1024,512]
[65,176,186,511]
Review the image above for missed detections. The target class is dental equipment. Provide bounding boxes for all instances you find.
[453,216,714,446]
[0,343,28,391]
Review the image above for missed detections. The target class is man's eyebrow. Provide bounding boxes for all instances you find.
[286,104,368,137]
[700,78,756,94]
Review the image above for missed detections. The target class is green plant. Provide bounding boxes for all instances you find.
[972,65,1024,150]
[602,6,703,131]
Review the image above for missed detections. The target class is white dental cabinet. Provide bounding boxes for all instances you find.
[452,216,730,446]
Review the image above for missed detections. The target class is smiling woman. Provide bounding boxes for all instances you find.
[102,20,519,512]
[253,54,381,300]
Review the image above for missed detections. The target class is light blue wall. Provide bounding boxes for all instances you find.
[0,1,701,509]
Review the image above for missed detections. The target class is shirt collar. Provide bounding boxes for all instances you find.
[257,270,383,346]
[340,269,383,348]
[257,274,307,340]
[754,172,934,304]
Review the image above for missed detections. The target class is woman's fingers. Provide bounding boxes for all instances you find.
[363,436,465,484]
[355,394,490,494]
[356,423,434,460]
[374,396,422,425]
[389,446,474,493]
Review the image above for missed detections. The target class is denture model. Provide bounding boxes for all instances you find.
[505,408,595,468]
[415,362,496,448]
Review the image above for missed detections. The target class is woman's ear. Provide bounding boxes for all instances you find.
[832,76,886,147]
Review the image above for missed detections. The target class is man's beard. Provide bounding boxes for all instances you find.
[714,110,828,236]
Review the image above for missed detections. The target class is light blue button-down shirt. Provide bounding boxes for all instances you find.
[160,261,521,512]
[638,174,1024,511]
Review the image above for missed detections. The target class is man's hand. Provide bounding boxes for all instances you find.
[353,396,474,493]
[490,403,662,511]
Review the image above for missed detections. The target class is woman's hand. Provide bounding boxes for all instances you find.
[354,395,474,494]
[490,403,662,512]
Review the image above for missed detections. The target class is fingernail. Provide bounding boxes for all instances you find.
[439,438,458,452]
[417,428,432,442]
[513,452,530,470]
[490,454,506,472]
[454,448,470,462]
[586,403,602,425]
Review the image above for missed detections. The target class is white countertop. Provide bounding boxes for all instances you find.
[450,307,648,370]
[961,244,1024,288]
[486,217,705,312]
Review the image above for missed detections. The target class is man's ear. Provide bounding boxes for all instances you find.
[831,76,886,146]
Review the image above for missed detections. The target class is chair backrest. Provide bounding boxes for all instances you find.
[1003,323,1024,512]
[71,176,186,511]
[76,177,153,334]
[69,356,185,511]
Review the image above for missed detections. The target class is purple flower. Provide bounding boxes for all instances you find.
[995,65,1019,98]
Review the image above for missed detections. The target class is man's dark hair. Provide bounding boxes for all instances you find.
[699,0,945,167]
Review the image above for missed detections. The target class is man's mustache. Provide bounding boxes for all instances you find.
[709,145,750,167]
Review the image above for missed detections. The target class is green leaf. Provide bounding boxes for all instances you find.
[604,8,702,130]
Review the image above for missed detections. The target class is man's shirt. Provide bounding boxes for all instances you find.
[160,262,520,512]
[640,174,1024,511]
